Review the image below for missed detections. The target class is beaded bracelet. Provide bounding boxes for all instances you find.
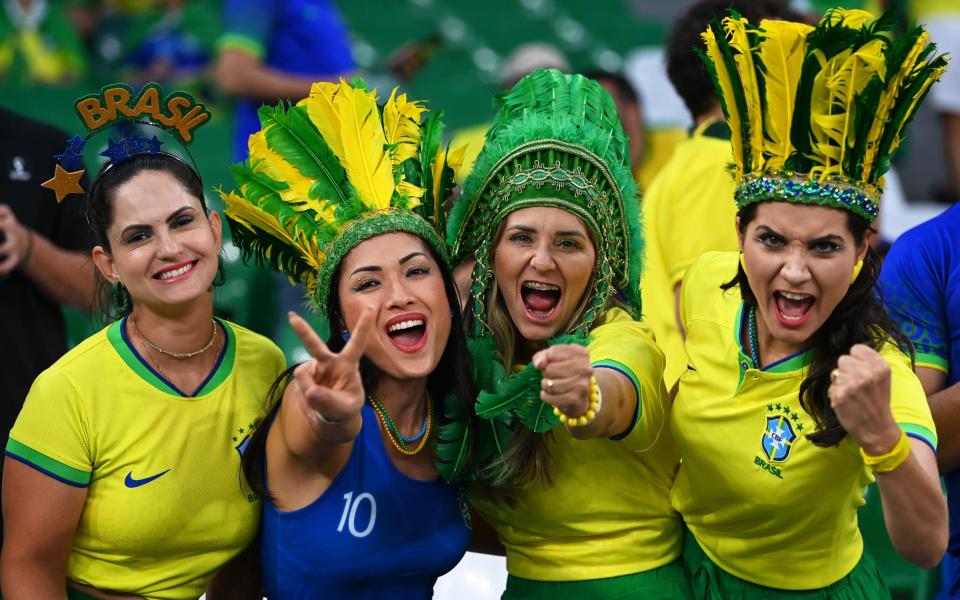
[553,376,602,427]
[860,429,911,473]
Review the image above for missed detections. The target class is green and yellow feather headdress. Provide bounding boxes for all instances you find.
[221,78,463,314]
[447,68,642,338]
[701,8,947,222]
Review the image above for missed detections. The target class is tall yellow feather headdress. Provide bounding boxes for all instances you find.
[220,78,463,313]
[701,8,947,222]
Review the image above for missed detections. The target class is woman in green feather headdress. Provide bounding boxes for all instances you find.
[221,79,479,596]
[444,68,691,598]
[670,8,948,598]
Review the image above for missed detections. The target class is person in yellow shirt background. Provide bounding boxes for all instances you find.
[641,0,802,389]
[672,9,947,598]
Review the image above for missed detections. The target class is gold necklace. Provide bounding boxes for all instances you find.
[131,315,217,359]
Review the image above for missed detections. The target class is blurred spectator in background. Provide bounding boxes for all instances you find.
[213,0,354,162]
[879,204,960,597]
[911,0,960,204]
[452,42,570,178]
[0,0,89,85]
[640,0,801,388]
[584,69,645,184]
[0,106,95,536]
[94,0,219,90]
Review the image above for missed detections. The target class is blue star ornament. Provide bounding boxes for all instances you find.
[100,138,131,164]
[147,136,163,154]
[55,135,86,171]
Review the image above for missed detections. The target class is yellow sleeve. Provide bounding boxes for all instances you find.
[589,310,669,452]
[881,343,938,452]
[6,368,93,487]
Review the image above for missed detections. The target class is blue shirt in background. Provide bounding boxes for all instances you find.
[879,203,960,597]
[219,0,354,161]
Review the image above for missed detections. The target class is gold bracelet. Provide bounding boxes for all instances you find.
[552,375,602,427]
[860,429,911,473]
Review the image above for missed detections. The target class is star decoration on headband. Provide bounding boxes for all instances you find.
[99,134,163,164]
[54,135,86,171]
[41,164,86,203]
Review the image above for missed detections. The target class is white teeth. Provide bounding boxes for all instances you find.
[388,319,424,333]
[523,281,560,291]
[780,292,812,301]
[158,264,192,280]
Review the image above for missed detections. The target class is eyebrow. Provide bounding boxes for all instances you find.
[351,251,431,276]
[120,206,194,236]
[507,224,587,238]
[755,225,845,244]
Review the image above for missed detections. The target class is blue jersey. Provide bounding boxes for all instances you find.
[218,0,354,161]
[261,403,470,599]
[879,204,960,597]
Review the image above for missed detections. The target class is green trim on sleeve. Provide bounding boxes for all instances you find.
[593,358,642,422]
[216,33,265,59]
[5,438,91,486]
[899,423,938,450]
[915,352,948,373]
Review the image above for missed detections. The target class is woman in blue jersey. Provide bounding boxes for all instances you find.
[226,79,474,598]
[2,148,286,597]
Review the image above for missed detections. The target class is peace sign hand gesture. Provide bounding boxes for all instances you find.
[288,310,374,437]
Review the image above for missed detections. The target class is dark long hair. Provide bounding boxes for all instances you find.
[85,153,222,322]
[241,242,477,500]
[722,202,913,447]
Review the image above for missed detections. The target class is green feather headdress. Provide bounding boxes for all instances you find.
[220,78,464,315]
[701,8,947,222]
[447,68,643,338]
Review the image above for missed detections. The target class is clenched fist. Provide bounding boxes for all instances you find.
[828,344,901,456]
[532,344,593,422]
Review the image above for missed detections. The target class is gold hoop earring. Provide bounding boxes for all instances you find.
[850,259,864,285]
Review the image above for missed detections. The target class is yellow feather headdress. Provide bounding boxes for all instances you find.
[220,78,461,313]
[701,8,947,222]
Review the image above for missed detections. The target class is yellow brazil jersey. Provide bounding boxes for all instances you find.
[671,252,938,590]
[6,318,285,600]
[471,308,682,581]
[640,119,739,389]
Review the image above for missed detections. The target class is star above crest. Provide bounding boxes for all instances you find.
[41,164,85,203]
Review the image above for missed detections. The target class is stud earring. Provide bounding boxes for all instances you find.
[341,330,351,342]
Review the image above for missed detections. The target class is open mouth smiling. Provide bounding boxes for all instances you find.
[154,260,198,282]
[385,313,428,352]
[520,280,561,322]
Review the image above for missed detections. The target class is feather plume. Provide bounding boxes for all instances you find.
[331,82,394,208]
[758,20,812,171]
[247,130,312,206]
[418,112,445,226]
[702,22,747,176]
[304,81,344,160]
[861,30,928,180]
[808,38,885,180]
[258,104,350,206]
[725,15,765,173]
[382,88,426,166]
[436,391,473,482]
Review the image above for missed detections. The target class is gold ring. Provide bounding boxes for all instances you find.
[831,369,840,383]
[546,378,555,394]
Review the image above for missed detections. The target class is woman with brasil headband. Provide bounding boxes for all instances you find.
[673,10,948,597]
[2,87,286,599]
[224,79,475,597]
[443,68,689,598]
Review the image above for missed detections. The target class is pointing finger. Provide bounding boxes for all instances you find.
[289,312,333,361]
[340,308,374,364]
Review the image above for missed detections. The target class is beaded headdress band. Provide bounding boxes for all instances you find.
[701,9,947,222]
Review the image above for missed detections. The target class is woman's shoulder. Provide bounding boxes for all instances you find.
[221,318,286,365]
[42,323,117,379]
